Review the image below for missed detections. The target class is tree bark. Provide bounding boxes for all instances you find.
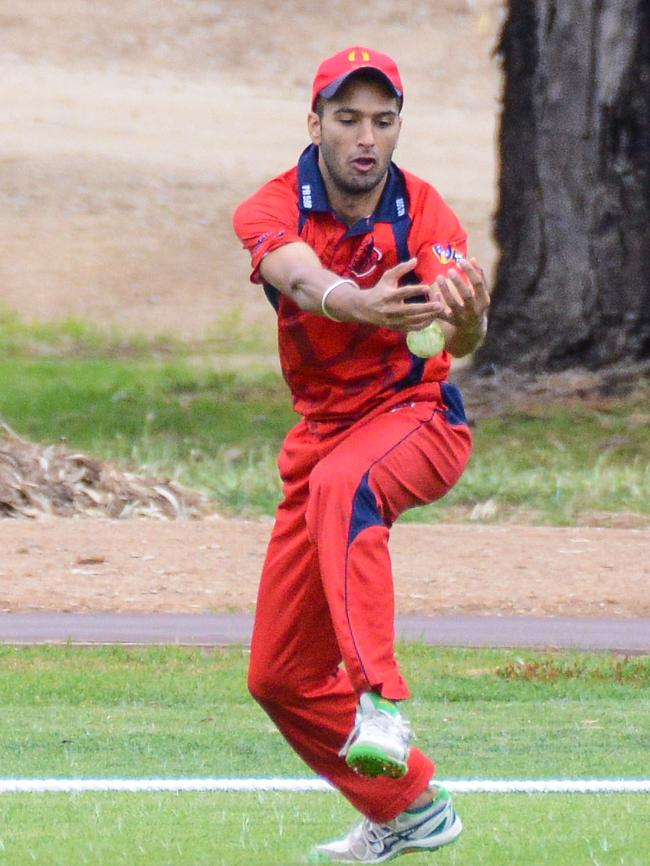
[477,0,650,372]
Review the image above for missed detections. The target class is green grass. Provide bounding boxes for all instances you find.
[0,645,648,779]
[406,403,650,524]
[0,792,647,866]
[0,646,648,865]
[0,305,276,358]
[1,314,649,521]
[0,357,294,447]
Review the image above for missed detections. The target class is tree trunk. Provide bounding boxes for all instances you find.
[476,0,650,372]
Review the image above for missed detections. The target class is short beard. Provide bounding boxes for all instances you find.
[319,141,389,197]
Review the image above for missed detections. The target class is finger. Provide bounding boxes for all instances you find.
[404,303,448,322]
[448,265,489,317]
[392,310,451,334]
[390,315,438,334]
[469,257,488,288]
[431,301,453,321]
[405,313,448,330]
[382,301,443,328]
[382,257,418,282]
[426,289,450,314]
[405,320,436,333]
[391,282,432,302]
[388,300,443,320]
[469,260,491,308]
[447,268,474,303]
[462,257,491,304]
[435,275,464,311]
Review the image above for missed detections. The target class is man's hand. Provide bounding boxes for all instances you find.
[356,258,447,333]
[434,257,490,357]
[434,257,490,332]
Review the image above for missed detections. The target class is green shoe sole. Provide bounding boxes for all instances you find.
[345,744,408,779]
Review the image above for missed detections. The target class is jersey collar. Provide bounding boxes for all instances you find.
[297,144,408,234]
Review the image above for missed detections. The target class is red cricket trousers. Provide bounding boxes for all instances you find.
[247,382,472,823]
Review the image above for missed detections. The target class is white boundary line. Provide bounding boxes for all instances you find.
[0,778,648,794]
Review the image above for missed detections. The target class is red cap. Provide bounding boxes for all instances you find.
[311,46,403,110]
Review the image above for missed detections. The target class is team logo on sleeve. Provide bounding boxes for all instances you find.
[432,243,463,266]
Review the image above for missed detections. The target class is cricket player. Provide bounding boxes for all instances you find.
[233,46,489,863]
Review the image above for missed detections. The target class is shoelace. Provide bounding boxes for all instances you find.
[338,709,412,758]
[351,803,449,859]
[342,799,451,861]
[349,819,392,859]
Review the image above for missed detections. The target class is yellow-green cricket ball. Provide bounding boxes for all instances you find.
[406,322,445,358]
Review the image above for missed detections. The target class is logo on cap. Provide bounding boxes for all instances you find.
[311,46,404,110]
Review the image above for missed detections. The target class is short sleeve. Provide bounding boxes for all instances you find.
[232,172,302,284]
[407,179,468,285]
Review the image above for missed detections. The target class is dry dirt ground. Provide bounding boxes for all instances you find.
[2,518,650,618]
[2,2,648,620]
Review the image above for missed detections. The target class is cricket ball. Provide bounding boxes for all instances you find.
[406,321,445,358]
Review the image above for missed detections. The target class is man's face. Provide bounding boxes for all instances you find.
[308,78,402,197]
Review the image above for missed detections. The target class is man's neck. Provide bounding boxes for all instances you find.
[319,166,388,227]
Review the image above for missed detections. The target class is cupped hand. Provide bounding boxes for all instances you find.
[433,257,490,333]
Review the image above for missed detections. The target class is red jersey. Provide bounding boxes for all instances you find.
[233,145,467,423]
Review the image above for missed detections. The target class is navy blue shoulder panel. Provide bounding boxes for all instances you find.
[388,169,422,291]
[297,145,330,215]
[391,213,411,264]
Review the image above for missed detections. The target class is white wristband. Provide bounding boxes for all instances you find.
[320,278,358,322]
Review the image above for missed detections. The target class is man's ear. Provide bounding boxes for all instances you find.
[308,112,322,145]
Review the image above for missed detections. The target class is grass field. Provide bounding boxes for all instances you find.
[1,313,649,523]
[0,645,648,865]
[2,791,648,866]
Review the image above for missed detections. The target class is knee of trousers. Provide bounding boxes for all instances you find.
[247,665,280,706]
[247,658,303,707]
[305,456,361,541]
[248,646,341,708]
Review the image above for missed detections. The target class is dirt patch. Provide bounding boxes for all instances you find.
[1,517,648,618]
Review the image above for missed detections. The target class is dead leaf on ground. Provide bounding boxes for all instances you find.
[0,421,215,521]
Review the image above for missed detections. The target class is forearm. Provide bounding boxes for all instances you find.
[259,243,364,322]
[440,314,488,358]
[288,267,364,322]
[260,242,448,331]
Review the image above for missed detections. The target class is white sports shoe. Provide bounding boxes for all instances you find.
[339,692,411,778]
[308,787,462,864]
